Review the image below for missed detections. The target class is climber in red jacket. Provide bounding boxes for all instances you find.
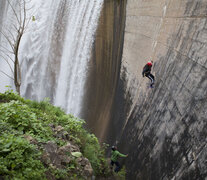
[142,60,155,88]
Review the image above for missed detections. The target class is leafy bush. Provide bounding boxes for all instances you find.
[0,90,110,178]
[0,134,46,180]
[76,132,109,176]
[0,100,53,142]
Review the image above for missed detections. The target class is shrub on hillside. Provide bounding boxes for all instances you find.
[0,90,110,179]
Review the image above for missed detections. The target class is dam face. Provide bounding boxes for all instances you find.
[104,0,207,179]
[0,0,206,179]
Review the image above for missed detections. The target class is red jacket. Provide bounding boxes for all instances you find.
[142,63,152,76]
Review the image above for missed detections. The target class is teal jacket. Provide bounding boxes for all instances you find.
[111,150,127,162]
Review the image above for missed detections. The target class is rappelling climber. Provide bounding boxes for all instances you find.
[142,60,155,88]
[110,146,128,173]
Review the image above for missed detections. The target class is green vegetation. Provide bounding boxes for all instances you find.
[0,90,110,179]
[116,166,126,180]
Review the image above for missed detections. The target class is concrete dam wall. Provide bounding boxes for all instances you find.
[0,0,206,179]
[84,0,127,141]
[88,0,207,179]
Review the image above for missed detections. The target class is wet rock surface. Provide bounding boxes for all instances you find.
[83,0,127,141]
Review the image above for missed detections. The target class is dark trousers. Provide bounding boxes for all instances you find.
[146,73,155,84]
[111,160,121,173]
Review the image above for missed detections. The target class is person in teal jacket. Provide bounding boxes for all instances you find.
[110,146,128,173]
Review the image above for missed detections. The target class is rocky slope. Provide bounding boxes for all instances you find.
[88,0,207,179]
[0,92,111,180]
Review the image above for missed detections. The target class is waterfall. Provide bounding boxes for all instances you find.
[0,0,103,118]
[54,0,103,116]
[0,1,15,92]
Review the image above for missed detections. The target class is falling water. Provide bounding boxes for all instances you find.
[54,1,104,116]
[0,1,15,92]
[0,0,103,118]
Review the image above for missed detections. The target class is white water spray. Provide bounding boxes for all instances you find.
[0,1,15,92]
[0,0,104,118]
[54,0,104,116]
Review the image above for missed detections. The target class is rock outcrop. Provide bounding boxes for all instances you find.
[24,125,93,180]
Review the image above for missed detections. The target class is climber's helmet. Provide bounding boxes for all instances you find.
[111,146,117,151]
[147,61,153,66]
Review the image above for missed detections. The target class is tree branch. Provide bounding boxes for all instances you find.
[18,0,22,25]
[12,23,19,32]
[24,17,32,32]
[2,0,32,95]
[7,29,16,43]
[0,54,14,74]
[0,30,15,51]
[1,52,15,63]
[0,44,14,54]
[22,0,26,30]
[6,0,21,26]
[0,70,14,80]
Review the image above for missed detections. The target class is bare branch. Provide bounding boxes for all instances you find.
[2,0,33,95]
[6,0,21,26]
[26,6,33,11]
[24,0,35,32]
[12,23,19,32]
[0,44,14,54]
[7,29,16,43]
[22,0,26,29]
[0,30,15,51]
[0,54,14,74]
[24,17,32,32]
[0,70,14,80]
[18,0,22,25]
[0,49,14,55]
[2,52,15,63]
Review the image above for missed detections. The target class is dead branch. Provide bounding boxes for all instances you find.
[0,30,15,51]
[0,45,14,54]
[0,70,14,80]
[1,0,33,94]
[7,29,16,43]
[24,17,32,32]
[6,0,21,26]
[12,23,19,32]
[1,52,15,63]
[22,0,26,29]
[0,54,14,73]
[18,0,22,25]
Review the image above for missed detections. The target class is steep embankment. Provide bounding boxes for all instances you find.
[109,0,207,180]
[0,91,111,180]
